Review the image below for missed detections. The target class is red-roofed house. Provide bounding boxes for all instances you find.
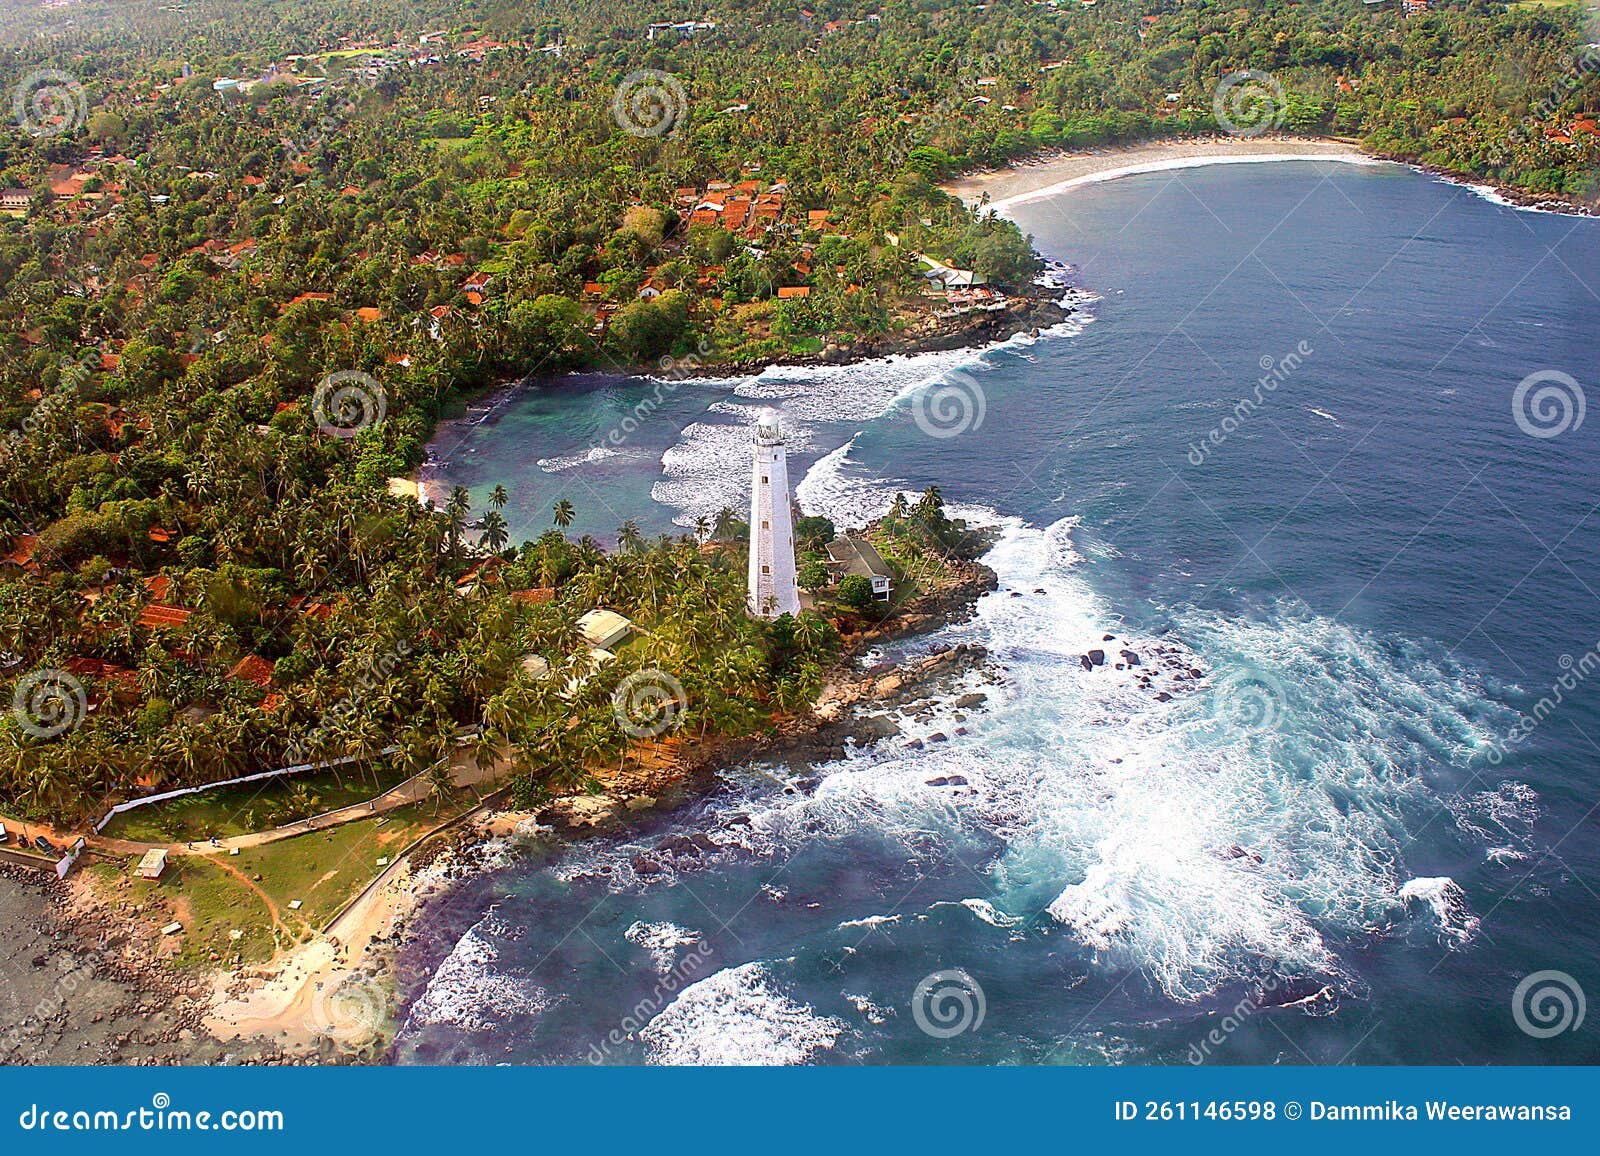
[226,654,276,688]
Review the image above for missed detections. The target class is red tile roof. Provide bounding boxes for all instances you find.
[138,604,192,629]
[226,654,276,688]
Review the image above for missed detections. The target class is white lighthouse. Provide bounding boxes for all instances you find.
[747,408,801,619]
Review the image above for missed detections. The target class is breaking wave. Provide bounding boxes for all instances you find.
[639,961,847,1065]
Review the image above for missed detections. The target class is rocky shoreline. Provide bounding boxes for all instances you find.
[10,490,1008,1069]
[0,865,304,1066]
[534,547,1002,837]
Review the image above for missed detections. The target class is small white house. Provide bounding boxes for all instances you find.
[136,848,168,880]
[826,537,894,601]
[577,609,632,650]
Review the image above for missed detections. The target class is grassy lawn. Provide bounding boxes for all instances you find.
[228,801,442,929]
[102,759,415,843]
[91,857,277,971]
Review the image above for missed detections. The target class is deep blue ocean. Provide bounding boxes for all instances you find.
[395,160,1600,1065]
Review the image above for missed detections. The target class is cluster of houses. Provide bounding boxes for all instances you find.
[1542,116,1599,148]
[678,176,794,240]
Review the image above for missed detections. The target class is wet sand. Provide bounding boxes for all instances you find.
[0,867,272,1065]
[943,136,1377,211]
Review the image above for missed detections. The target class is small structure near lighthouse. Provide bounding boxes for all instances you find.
[747,408,801,618]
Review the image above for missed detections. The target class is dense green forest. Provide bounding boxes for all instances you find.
[0,0,1594,822]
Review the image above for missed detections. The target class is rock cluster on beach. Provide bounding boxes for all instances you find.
[0,866,304,1066]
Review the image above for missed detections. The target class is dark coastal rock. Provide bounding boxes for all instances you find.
[1080,655,1093,671]
[631,855,663,875]
[953,692,988,709]
[904,738,924,751]
[1155,691,1173,702]
[1121,650,1141,666]
[927,732,948,744]
[1087,649,1106,666]
[1103,633,1116,642]
[861,714,901,738]
[925,775,970,788]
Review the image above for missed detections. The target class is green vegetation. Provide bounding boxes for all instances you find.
[92,800,446,966]
[100,758,417,842]
[2,0,1595,825]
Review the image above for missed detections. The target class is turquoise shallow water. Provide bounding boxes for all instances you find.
[398,161,1600,1065]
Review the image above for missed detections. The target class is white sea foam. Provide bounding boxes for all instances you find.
[928,898,1024,929]
[402,923,555,1035]
[542,489,1519,1009]
[537,445,624,473]
[1398,876,1480,944]
[836,913,902,931]
[639,961,847,1065]
[624,920,704,975]
[627,515,1516,1001]
[652,320,1089,529]
[981,153,1390,216]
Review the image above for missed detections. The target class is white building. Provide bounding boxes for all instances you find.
[747,409,801,618]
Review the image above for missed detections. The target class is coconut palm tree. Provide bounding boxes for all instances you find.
[552,499,575,529]
[489,484,509,511]
[444,486,471,560]
[480,510,509,553]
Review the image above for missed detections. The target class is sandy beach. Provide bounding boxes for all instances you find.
[943,135,1380,212]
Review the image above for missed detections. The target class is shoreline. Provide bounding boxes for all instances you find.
[39,529,1003,1063]
[942,133,1595,218]
[943,135,1377,212]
